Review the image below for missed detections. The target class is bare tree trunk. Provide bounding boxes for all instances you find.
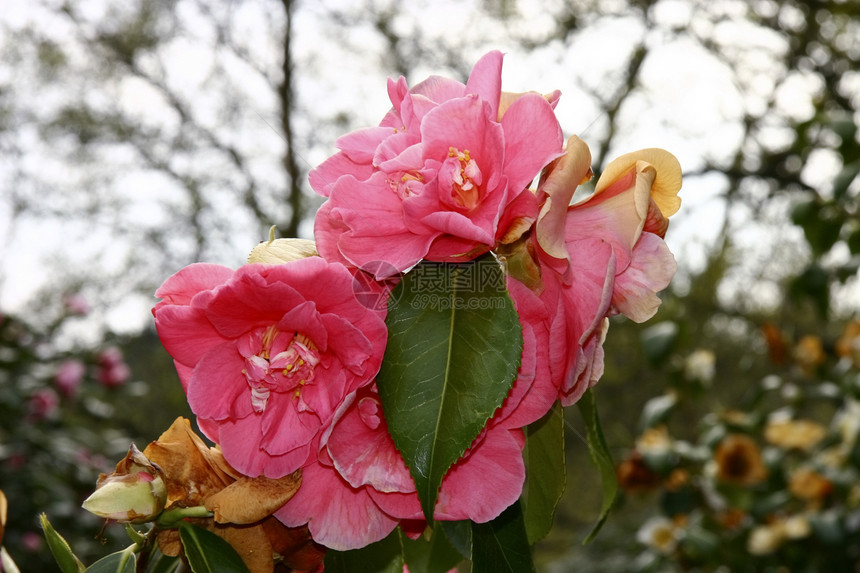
[279,0,304,238]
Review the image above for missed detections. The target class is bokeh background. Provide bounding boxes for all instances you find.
[1,0,858,570]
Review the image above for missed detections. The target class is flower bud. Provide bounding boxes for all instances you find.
[82,445,167,523]
[249,228,318,264]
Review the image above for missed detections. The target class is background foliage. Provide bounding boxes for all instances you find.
[0,0,858,570]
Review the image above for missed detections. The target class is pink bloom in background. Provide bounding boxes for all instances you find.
[21,531,44,553]
[532,135,682,405]
[28,388,59,422]
[55,359,86,398]
[152,257,388,479]
[312,50,564,278]
[63,293,90,315]
[97,346,130,388]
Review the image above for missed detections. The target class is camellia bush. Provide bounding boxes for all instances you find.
[618,320,860,571]
[33,50,683,572]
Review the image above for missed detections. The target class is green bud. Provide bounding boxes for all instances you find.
[82,444,167,523]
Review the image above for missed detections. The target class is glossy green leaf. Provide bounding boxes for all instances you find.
[145,548,182,573]
[177,522,250,573]
[39,513,86,573]
[84,548,136,573]
[577,389,618,544]
[324,528,403,573]
[378,255,522,521]
[402,525,464,573]
[471,500,534,573]
[522,401,565,544]
[440,521,471,560]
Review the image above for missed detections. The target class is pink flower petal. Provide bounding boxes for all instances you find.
[275,461,399,551]
[611,232,677,322]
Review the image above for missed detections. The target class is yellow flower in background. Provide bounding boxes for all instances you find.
[636,425,673,455]
[764,418,827,451]
[637,516,682,555]
[836,320,860,367]
[788,468,833,505]
[714,434,768,486]
[794,335,825,375]
[747,514,811,555]
[684,349,715,384]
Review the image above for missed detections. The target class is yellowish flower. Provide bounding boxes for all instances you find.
[714,434,768,486]
[683,349,715,384]
[788,467,833,505]
[764,418,827,451]
[794,334,825,375]
[636,425,673,455]
[747,514,811,556]
[636,516,681,555]
[836,319,860,367]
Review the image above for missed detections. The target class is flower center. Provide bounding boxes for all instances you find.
[241,326,320,414]
[447,147,482,210]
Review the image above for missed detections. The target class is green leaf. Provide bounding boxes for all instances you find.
[84,548,136,573]
[471,501,534,573]
[402,525,464,573]
[39,513,86,573]
[177,522,250,573]
[324,529,403,573]
[145,548,182,573]
[378,255,523,521]
[577,389,618,544]
[640,322,678,367]
[637,393,678,430]
[522,401,565,544]
[440,521,471,560]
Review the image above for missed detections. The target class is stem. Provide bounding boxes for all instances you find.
[154,506,214,529]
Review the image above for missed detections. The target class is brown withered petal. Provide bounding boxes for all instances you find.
[143,417,233,508]
[206,471,301,524]
[215,522,277,573]
[262,518,326,571]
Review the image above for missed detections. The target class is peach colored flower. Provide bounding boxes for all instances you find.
[525,135,681,405]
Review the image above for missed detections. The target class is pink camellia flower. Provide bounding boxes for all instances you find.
[97,347,131,388]
[152,257,388,479]
[27,388,59,422]
[55,359,86,398]
[63,293,90,316]
[312,50,564,279]
[529,135,682,405]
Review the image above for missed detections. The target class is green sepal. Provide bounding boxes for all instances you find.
[39,513,86,573]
